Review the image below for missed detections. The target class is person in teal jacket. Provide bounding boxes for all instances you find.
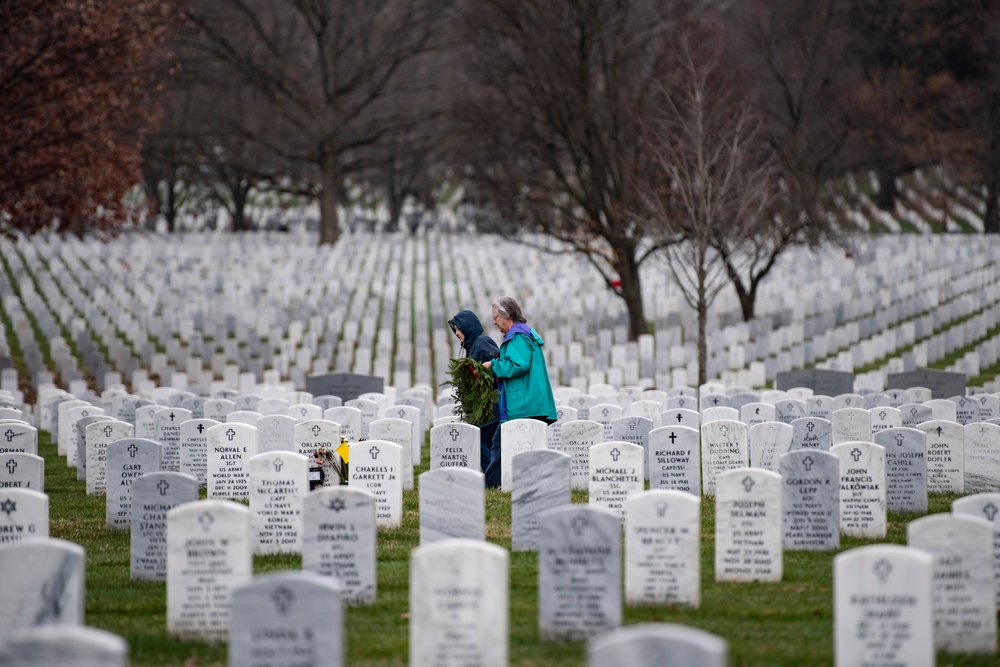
[482,295,557,487]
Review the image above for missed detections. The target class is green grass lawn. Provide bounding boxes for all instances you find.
[39,431,998,667]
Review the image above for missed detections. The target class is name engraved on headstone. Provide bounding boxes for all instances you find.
[106,438,162,529]
[130,472,198,581]
[302,487,377,605]
[348,440,402,527]
[206,422,255,500]
[715,469,783,582]
[589,442,644,524]
[831,442,887,539]
[779,450,839,551]
[538,506,621,641]
[167,500,252,641]
[625,490,700,607]
[834,544,934,667]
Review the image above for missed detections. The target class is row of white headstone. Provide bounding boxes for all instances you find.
[5,232,1000,403]
[1,376,1000,664]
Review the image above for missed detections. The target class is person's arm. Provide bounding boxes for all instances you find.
[487,335,531,378]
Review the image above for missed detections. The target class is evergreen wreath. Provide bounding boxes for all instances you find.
[443,357,499,424]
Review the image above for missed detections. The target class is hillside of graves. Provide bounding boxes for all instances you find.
[1,169,1000,665]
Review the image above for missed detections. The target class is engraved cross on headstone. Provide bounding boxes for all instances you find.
[5,459,16,474]
[226,428,236,441]
[850,447,863,462]
[370,445,380,460]
[273,458,284,473]
[169,412,176,422]
[895,434,904,447]
[449,427,460,441]
[104,425,114,437]
[610,448,621,461]
[676,413,683,423]
[3,429,14,442]
[806,421,815,432]
[803,456,814,471]
[312,425,322,437]
[128,443,138,457]
[571,515,588,537]
[197,423,205,434]
[157,480,170,496]
[874,558,892,583]
[668,431,677,444]
[271,587,294,615]
[742,476,755,492]
[984,503,999,521]
[198,512,214,531]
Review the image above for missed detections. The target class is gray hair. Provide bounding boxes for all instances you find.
[492,296,526,323]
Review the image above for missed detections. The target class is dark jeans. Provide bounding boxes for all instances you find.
[484,423,504,488]
[477,419,499,475]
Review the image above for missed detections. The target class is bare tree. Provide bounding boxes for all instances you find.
[454,0,697,340]
[177,0,451,245]
[642,41,777,387]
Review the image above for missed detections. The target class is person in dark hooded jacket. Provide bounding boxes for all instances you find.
[448,310,501,473]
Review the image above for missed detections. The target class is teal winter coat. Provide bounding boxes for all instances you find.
[491,325,558,423]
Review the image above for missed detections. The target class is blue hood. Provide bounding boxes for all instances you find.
[449,310,485,352]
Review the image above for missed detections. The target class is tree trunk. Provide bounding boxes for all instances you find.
[318,154,342,245]
[388,190,404,233]
[697,279,708,389]
[164,182,177,233]
[875,161,897,211]
[612,244,646,340]
[232,184,250,232]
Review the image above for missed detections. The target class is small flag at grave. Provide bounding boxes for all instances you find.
[336,437,350,463]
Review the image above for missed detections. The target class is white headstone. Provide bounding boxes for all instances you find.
[409,539,509,667]
[249,451,309,554]
[625,490,700,607]
[167,500,252,641]
[714,468,783,582]
[907,513,997,654]
[834,545,934,667]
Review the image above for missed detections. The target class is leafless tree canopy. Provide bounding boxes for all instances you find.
[454,0,700,338]
[176,0,452,243]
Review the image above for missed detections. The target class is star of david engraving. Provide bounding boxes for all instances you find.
[0,498,15,515]
[329,497,346,512]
